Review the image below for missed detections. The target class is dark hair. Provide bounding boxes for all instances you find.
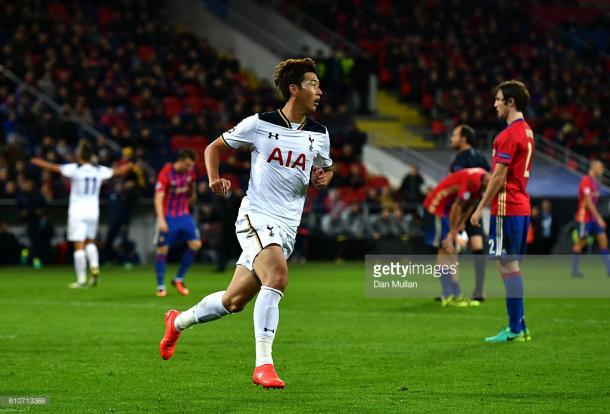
[495,80,530,112]
[177,148,197,161]
[273,58,317,101]
[459,124,476,146]
[77,140,94,162]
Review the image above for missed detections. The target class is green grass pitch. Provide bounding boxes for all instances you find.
[1,262,609,413]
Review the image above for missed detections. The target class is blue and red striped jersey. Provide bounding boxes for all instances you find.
[155,163,195,217]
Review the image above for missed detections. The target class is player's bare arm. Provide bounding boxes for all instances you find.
[204,137,232,196]
[471,163,508,226]
[312,166,333,190]
[112,162,134,178]
[443,199,475,253]
[154,190,168,232]
[30,157,61,174]
[584,194,606,229]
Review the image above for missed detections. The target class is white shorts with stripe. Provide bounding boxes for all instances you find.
[235,211,295,271]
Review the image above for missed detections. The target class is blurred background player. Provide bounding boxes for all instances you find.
[471,80,534,343]
[571,160,610,277]
[31,140,132,288]
[15,178,51,269]
[449,124,491,300]
[153,148,201,297]
[423,167,489,307]
[160,58,333,389]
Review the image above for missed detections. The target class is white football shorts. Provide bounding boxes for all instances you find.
[67,215,99,242]
[235,211,295,271]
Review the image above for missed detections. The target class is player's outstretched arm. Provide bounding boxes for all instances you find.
[205,137,232,196]
[30,157,61,174]
[112,162,133,178]
[470,163,508,226]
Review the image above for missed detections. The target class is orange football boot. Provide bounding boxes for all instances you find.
[156,288,167,297]
[171,279,190,296]
[252,364,285,389]
[160,310,182,360]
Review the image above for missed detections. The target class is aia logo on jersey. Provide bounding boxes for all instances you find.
[266,147,306,171]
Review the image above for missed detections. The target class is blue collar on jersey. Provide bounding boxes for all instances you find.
[507,118,525,127]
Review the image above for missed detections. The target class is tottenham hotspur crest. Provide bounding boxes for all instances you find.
[267,225,274,237]
[308,135,314,151]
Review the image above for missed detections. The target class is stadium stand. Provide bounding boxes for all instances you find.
[0,0,413,262]
[281,0,610,161]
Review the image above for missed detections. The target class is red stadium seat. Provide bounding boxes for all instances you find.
[137,45,156,63]
[183,84,202,98]
[48,3,71,22]
[431,119,446,136]
[170,135,209,164]
[163,97,183,119]
[367,175,390,189]
[97,7,114,28]
[183,97,202,114]
[339,188,357,205]
[201,97,219,111]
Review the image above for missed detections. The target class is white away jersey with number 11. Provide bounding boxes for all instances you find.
[60,163,114,219]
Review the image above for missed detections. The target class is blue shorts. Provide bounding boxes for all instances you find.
[423,210,449,248]
[576,221,603,238]
[156,215,200,247]
[488,215,530,261]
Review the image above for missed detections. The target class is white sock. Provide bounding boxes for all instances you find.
[85,243,99,269]
[73,250,87,285]
[253,286,283,367]
[174,291,229,331]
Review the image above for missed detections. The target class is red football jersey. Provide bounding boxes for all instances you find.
[575,174,600,222]
[491,119,534,216]
[155,163,196,217]
[424,168,487,217]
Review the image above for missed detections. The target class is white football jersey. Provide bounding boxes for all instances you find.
[222,109,333,230]
[60,163,114,218]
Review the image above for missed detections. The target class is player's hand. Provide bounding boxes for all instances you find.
[210,178,231,196]
[312,167,331,190]
[158,218,168,233]
[442,232,458,254]
[470,207,482,227]
[598,217,607,229]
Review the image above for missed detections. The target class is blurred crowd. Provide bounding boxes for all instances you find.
[287,0,610,160]
[0,0,415,265]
